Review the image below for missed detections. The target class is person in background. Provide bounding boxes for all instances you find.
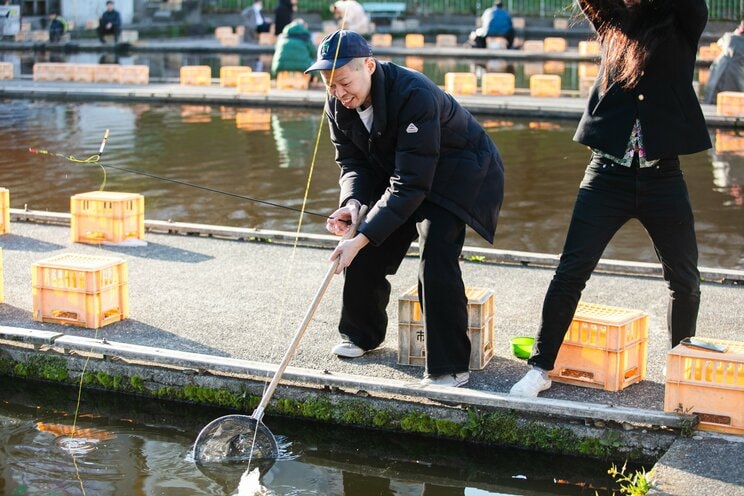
[271,19,316,78]
[510,0,711,397]
[241,0,272,44]
[331,0,372,35]
[98,0,121,44]
[704,15,744,103]
[735,17,744,35]
[305,31,505,388]
[274,0,296,38]
[48,11,67,43]
[471,1,515,49]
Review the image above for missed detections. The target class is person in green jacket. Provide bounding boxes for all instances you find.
[271,19,316,77]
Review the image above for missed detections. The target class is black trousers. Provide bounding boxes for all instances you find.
[340,201,471,375]
[98,25,121,43]
[529,154,701,371]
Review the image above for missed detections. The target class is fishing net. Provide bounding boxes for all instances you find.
[193,415,278,464]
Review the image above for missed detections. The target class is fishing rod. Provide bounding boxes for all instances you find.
[28,130,351,224]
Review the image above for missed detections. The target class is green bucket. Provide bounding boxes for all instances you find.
[510,336,534,360]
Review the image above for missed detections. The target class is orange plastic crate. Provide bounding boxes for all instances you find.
[398,286,495,370]
[71,64,96,83]
[543,61,565,75]
[371,33,392,47]
[237,72,271,94]
[405,34,425,48]
[664,338,744,435]
[0,62,13,80]
[549,302,648,391]
[0,187,9,234]
[543,37,567,53]
[717,92,744,117]
[530,74,561,97]
[275,71,310,90]
[444,72,477,95]
[180,66,212,86]
[578,40,600,56]
[93,64,122,83]
[436,34,458,47]
[33,63,74,82]
[715,129,744,154]
[482,73,515,96]
[119,65,149,85]
[220,66,252,87]
[70,191,145,244]
[235,108,271,131]
[32,253,128,329]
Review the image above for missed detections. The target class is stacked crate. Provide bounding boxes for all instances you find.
[32,253,128,329]
[275,71,310,90]
[549,302,648,391]
[70,191,145,244]
[530,75,561,97]
[717,92,744,116]
[180,66,212,86]
[664,338,744,435]
[444,73,477,95]
[398,286,495,370]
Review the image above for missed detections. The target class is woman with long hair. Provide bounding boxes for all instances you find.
[510,0,712,397]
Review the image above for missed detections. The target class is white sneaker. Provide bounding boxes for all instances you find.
[332,340,366,358]
[420,371,470,387]
[510,368,552,397]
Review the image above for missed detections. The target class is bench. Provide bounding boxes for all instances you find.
[363,2,406,21]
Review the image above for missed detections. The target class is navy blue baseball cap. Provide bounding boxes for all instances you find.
[304,30,373,73]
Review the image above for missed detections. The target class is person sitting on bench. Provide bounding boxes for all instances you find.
[98,1,121,44]
[471,1,515,49]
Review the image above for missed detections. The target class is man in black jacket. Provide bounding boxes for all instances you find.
[305,30,505,387]
[98,1,121,44]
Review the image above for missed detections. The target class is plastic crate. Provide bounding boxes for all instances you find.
[543,61,565,75]
[543,37,567,52]
[578,62,598,79]
[371,33,392,47]
[482,73,515,96]
[436,34,457,47]
[14,31,31,42]
[93,64,121,83]
[275,71,310,90]
[235,108,271,132]
[119,65,149,85]
[512,17,526,29]
[0,62,13,80]
[530,74,561,97]
[180,66,212,86]
[398,286,495,370]
[32,253,128,329]
[215,26,233,39]
[444,72,477,96]
[237,72,271,94]
[219,33,240,47]
[84,19,98,30]
[716,92,744,117]
[522,40,544,52]
[120,30,139,43]
[70,191,145,244]
[31,30,49,42]
[698,43,721,62]
[553,18,569,30]
[405,34,425,48]
[578,40,601,56]
[549,302,648,391]
[0,187,9,234]
[33,63,74,82]
[220,66,252,87]
[258,32,276,46]
[698,67,709,86]
[715,129,744,154]
[71,64,96,83]
[664,338,744,435]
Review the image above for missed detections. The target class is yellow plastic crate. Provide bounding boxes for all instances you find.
[237,72,271,94]
[119,65,149,85]
[32,253,128,329]
[698,67,709,86]
[219,33,241,47]
[275,71,310,90]
[235,108,271,131]
[70,191,145,244]
[444,72,477,96]
[258,32,276,46]
[482,73,515,96]
[578,40,601,56]
[220,66,252,87]
[578,62,598,79]
[715,129,744,154]
[0,62,13,80]
[530,74,561,97]
[405,34,425,48]
[543,61,565,75]
[664,338,744,435]
[436,34,458,47]
[214,26,234,40]
[543,37,567,52]
[180,66,212,86]
[522,40,544,52]
[549,302,648,391]
[371,33,392,47]
[717,91,744,117]
[93,64,122,83]
[0,187,9,234]
[0,247,4,303]
[398,286,495,370]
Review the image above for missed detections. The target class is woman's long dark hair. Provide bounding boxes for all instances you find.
[580,0,674,90]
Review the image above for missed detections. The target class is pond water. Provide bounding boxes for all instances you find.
[0,377,637,496]
[1,98,741,269]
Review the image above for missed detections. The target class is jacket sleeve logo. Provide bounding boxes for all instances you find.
[405,123,419,134]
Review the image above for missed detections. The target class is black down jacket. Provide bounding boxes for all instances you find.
[326,61,505,245]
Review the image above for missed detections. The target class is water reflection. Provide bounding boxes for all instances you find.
[0,99,741,269]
